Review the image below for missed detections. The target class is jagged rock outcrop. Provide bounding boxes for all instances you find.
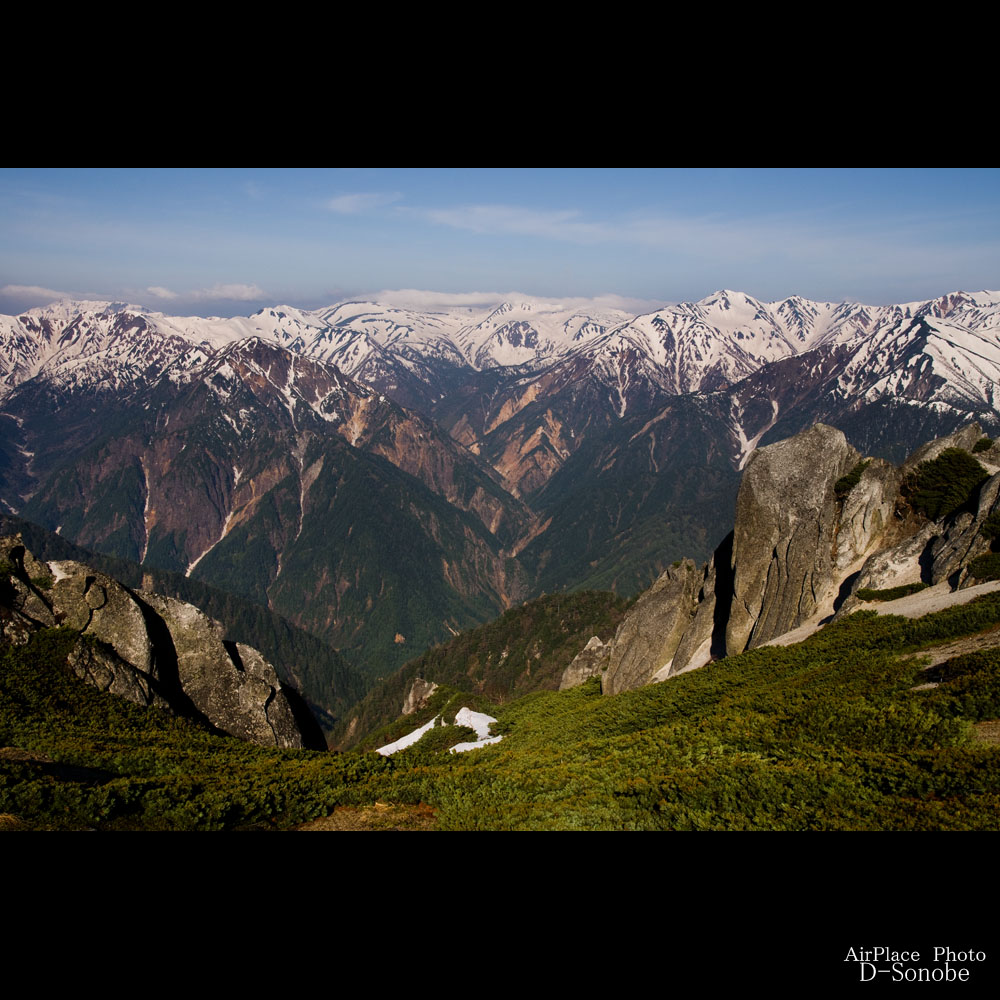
[901,423,984,472]
[601,558,701,695]
[669,551,722,676]
[834,459,902,574]
[0,538,57,638]
[140,592,305,748]
[596,422,999,696]
[846,523,939,599]
[836,426,998,615]
[590,421,1000,698]
[558,636,609,690]
[402,677,439,715]
[51,563,158,683]
[929,471,1000,586]
[0,534,316,748]
[726,424,859,654]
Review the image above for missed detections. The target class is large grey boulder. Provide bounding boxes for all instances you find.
[669,554,719,676]
[402,677,439,715]
[139,593,305,748]
[834,459,902,573]
[559,636,610,690]
[601,558,701,694]
[0,534,312,749]
[726,424,859,654]
[49,561,157,680]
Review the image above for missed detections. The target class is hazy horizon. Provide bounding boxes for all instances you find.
[2,168,998,316]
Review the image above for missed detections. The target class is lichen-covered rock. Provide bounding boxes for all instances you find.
[901,422,983,472]
[669,555,718,677]
[0,536,56,628]
[602,558,701,694]
[0,534,315,749]
[49,562,156,677]
[834,459,902,573]
[726,424,859,654]
[141,593,306,749]
[402,677,439,715]
[559,636,609,690]
[67,636,163,707]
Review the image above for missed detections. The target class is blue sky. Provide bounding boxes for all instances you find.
[1,168,997,315]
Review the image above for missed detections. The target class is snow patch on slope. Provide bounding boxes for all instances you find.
[448,707,503,753]
[374,706,504,756]
[376,715,440,756]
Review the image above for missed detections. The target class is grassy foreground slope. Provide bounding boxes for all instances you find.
[4,594,1000,830]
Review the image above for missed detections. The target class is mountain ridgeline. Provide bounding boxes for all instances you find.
[2,289,999,680]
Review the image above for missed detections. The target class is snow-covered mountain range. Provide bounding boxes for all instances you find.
[4,288,998,417]
[2,287,998,674]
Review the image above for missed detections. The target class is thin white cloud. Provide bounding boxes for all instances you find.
[1,283,75,300]
[370,288,667,314]
[146,285,178,300]
[371,289,510,310]
[190,283,267,301]
[414,202,1000,296]
[421,204,602,242]
[327,191,403,214]
[419,203,786,252]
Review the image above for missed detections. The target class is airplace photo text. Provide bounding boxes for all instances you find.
[845,947,987,983]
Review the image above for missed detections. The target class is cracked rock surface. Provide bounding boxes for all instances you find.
[726,424,858,654]
[0,534,309,748]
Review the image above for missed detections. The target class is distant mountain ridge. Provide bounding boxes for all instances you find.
[2,288,998,679]
[5,288,999,401]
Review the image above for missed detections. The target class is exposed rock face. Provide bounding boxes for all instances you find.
[847,523,938,598]
[669,554,720,676]
[930,471,1000,587]
[67,636,161,708]
[901,423,983,472]
[839,434,999,612]
[558,636,609,691]
[0,537,57,636]
[139,592,304,748]
[595,421,999,696]
[50,562,157,681]
[726,424,859,654]
[0,534,314,749]
[834,459,902,574]
[601,558,701,695]
[402,677,439,715]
